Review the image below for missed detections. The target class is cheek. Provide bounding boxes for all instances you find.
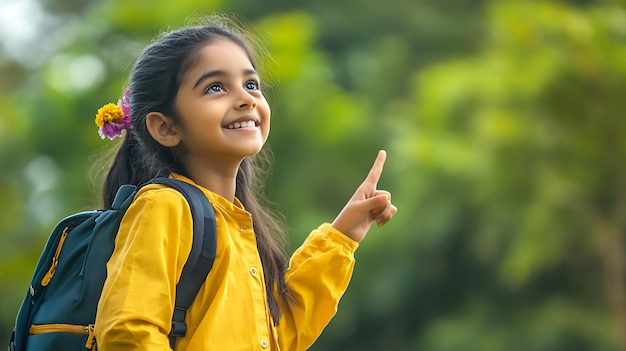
[259,99,271,127]
[257,94,270,111]
[264,118,271,139]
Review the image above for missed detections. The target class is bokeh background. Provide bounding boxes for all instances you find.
[1,0,626,349]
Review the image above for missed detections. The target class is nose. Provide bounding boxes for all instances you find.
[238,100,257,109]
[235,89,257,110]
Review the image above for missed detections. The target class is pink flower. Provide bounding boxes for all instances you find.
[98,116,131,140]
[118,89,131,118]
[95,90,133,140]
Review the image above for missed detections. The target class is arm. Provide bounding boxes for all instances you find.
[95,187,192,350]
[276,224,358,350]
[276,151,397,350]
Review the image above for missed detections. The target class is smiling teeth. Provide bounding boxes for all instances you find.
[227,121,257,129]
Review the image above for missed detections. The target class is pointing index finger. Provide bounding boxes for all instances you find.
[364,150,387,186]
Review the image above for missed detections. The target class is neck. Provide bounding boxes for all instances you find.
[182,157,241,202]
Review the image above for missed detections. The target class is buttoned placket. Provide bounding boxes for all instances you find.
[240,220,273,350]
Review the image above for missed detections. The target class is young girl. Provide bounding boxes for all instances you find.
[93,16,396,351]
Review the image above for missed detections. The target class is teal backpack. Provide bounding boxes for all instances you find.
[8,178,217,351]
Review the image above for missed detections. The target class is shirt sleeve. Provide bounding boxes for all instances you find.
[95,186,193,350]
[276,223,359,351]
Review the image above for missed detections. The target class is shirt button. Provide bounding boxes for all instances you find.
[261,339,269,349]
[249,267,258,277]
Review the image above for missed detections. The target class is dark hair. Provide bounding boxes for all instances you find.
[101,16,290,323]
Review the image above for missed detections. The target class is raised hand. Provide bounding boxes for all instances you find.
[331,150,397,243]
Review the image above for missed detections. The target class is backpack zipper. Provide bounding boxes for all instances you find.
[41,227,69,287]
[29,323,96,350]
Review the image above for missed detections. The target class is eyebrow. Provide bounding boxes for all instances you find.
[192,69,258,90]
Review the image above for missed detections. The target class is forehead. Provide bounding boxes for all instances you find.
[180,39,255,85]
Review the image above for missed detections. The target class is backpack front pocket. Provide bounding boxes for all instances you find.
[28,323,96,350]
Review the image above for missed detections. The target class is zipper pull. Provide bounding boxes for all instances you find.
[41,227,69,287]
[85,324,96,350]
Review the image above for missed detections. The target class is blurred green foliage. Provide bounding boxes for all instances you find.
[1,0,625,349]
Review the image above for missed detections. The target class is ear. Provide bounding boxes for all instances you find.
[145,112,182,147]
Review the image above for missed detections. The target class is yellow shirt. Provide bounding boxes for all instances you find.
[95,174,359,350]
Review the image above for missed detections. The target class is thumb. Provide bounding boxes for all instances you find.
[358,194,389,212]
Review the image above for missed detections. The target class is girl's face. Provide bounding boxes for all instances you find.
[174,38,271,166]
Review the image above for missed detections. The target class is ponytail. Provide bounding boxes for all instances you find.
[102,133,142,209]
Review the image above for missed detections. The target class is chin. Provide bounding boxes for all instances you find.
[238,143,265,158]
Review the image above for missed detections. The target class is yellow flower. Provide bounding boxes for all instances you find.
[95,103,125,128]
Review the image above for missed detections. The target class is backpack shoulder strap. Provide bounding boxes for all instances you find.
[147,178,217,350]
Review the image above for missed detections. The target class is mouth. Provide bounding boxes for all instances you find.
[225,119,258,130]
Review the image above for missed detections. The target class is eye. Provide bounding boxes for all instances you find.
[205,83,224,94]
[245,80,260,90]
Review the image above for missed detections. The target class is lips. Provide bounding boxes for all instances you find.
[225,120,258,129]
[224,115,260,130]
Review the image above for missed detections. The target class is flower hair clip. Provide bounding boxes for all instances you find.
[95,89,132,140]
